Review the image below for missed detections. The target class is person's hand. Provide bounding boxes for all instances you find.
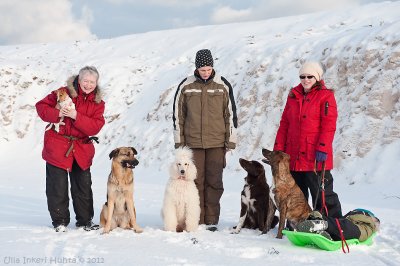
[175,143,184,149]
[315,151,327,162]
[60,107,77,120]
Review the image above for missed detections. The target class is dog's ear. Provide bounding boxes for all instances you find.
[56,89,62,101]
[109,148,120,160]
[130,147,138,155]
[56,88,68,102]
[188,162,197,181]
[255,161,266,177]
[262,148,273,159]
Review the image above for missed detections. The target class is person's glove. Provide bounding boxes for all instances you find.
[315,151,327,162]
[175,143,184,149]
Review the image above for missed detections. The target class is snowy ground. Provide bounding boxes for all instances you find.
[0,139,399,266]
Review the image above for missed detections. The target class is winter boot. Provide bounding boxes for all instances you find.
[308,210,324,220]
[54,224,67,233]
[206,225,218,232]
[316,230,333,240]
[76,221,99,231]
[295,219,328,233]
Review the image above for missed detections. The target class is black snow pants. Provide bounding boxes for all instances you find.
[46,161,94,227]
[324,214,361,241]
[291,170,342,218]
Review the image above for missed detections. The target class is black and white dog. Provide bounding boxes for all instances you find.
[232,158,278,234]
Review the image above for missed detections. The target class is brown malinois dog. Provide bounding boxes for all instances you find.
[262,148,311,239]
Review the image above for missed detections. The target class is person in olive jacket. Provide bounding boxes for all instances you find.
[36,66,105,232]
[274,61,342,218]
[173,49,238,231]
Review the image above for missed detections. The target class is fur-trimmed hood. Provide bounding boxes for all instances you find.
[66,75,102,103]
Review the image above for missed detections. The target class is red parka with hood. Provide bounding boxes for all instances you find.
[36,76,105,171]
[274,80,337,171]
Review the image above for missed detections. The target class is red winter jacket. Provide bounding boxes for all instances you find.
[36,76,105,171]
[274,80,337,171]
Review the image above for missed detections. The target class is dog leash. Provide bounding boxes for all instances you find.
[63,135,79,157]
[313,160,328,216]
[315,160,350,254]
[87,136,99,144]
[62,135,99,157]
[335,218,350,253]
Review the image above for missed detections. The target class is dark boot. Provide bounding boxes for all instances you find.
[76,221,99,231]
[296,211,332,240]
[54,224,67,232]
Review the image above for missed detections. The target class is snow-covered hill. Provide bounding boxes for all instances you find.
[0,2,399,265]
[1,2,399,179]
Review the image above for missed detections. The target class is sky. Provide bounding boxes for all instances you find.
[0,0,397,45]
[0,1,400,264]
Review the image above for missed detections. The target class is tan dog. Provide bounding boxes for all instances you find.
[100,147,143,234]
[45,88,75,133]
[262,148,311,239]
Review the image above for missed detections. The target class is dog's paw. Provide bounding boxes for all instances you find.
[133,226,143,233]
[231,228,240,234]
[102,226,111,234]
[185,225,199,232]
[260,228,269,235]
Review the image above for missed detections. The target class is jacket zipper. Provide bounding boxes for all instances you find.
[325,101,329,115]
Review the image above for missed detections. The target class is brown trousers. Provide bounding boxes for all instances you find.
[192,147,225,225]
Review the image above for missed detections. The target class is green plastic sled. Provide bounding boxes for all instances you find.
[282,230,375,251]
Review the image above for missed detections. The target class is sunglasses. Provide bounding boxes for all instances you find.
[299,75,315,80]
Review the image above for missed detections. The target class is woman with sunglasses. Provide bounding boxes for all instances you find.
[273,61,342,220]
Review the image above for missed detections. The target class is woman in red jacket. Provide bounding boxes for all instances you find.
[274,61,342,218]
[36,66,105,232]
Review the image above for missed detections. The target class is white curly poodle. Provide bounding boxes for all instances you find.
[162,146,200,232]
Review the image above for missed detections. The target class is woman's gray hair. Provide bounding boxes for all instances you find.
[78,66,99,81]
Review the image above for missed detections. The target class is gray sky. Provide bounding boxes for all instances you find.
[0,0,395,45]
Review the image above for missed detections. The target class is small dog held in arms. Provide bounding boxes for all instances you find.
[162,146,200,232]
[100,147,143,234]
[262,148,312,239]
[232,158,279,234]
[45,88,75,133]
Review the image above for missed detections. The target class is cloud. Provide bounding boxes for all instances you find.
[104,0,214,7]
[169,17,200,29]
[210,0,363,24]
[210,6,252,24]
[0,0,95,45]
